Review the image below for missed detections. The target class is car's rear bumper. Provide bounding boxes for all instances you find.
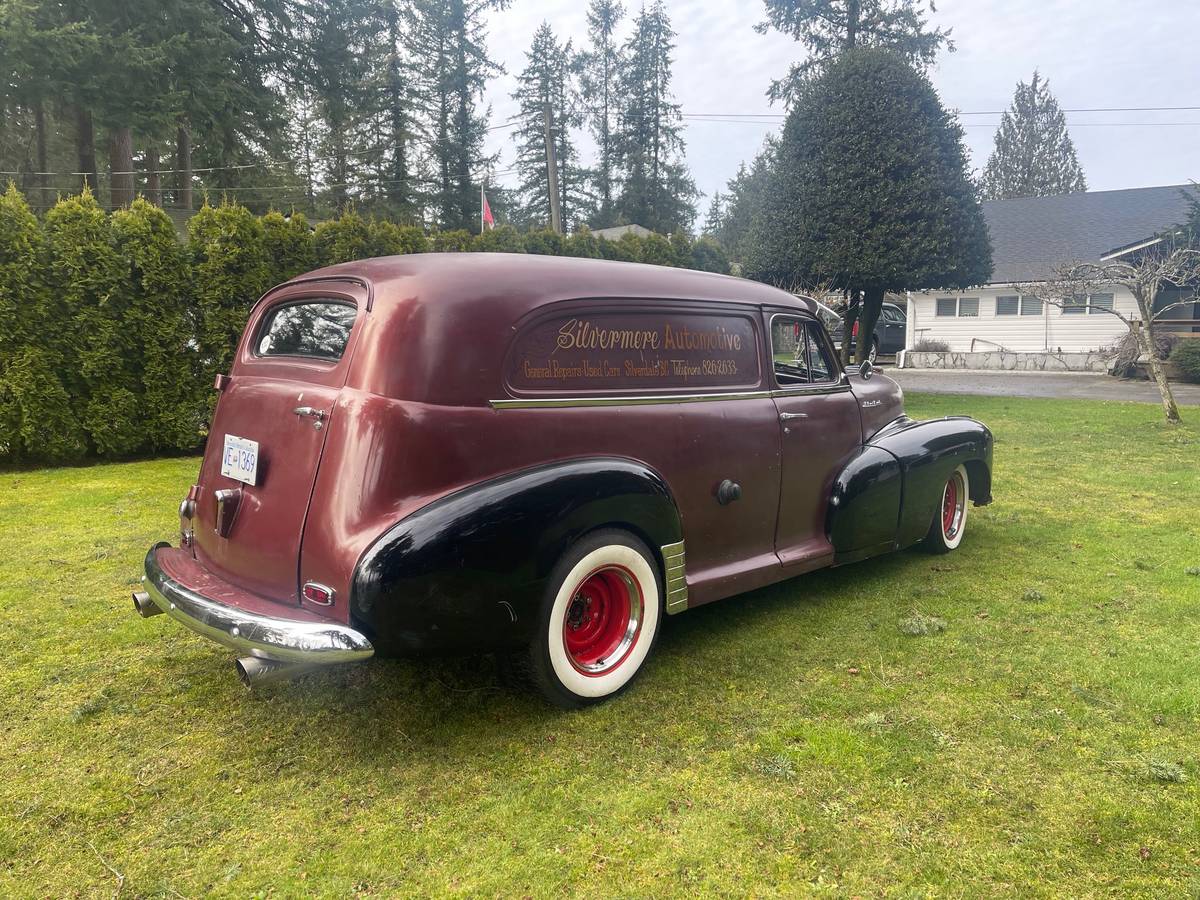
[138,542,374,664]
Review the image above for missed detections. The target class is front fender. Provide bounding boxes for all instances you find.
[350,457,682,654]
[828,416,993,561]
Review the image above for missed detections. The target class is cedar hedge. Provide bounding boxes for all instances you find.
[0,185,730,464]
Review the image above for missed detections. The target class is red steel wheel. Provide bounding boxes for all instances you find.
[925,464,969,553]
[561,566,643,675]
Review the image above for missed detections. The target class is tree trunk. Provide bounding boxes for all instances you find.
[34,99,48,209]
[109,126,134,208]
[840,290,859,366]
[1134,310,1182,425]
[847,0,861,49]
[75,106,98,194]
[855,287,885,364]
[176,124,192,210]
[146,145,161,206]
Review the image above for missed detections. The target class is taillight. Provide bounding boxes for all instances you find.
[852,321,859,338]
[303,582,335,606]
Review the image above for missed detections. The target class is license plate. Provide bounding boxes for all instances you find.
[220,434,259,486]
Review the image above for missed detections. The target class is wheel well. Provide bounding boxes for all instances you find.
[586,521,668,588]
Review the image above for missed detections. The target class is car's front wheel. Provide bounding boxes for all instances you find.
[515,529,663,708]
[924,465,969,553]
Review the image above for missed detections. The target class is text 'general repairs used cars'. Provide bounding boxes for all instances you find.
[133,254,993,707]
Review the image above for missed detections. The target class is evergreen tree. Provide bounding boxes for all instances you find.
[510,23,590,231]
[613,1,698,233]
[758,0,953,102]
[981,72,1087,200]
[261,210,316,285]
[709,137,779,266]
[578,0,624,227]
[745,49,991,364]
[408,0,509,231]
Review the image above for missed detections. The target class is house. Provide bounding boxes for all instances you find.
[590,223,653,241]
[905,185,1198,364]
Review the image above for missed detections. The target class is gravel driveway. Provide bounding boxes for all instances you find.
[885,368,1200,406]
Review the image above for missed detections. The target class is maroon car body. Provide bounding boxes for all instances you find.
[134,253,992,706]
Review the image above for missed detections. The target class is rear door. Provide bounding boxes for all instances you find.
[191,283,367,605]
[881,305,906,353]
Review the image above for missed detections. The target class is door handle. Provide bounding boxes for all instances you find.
[293,406,327,420]
[779,412,809,421]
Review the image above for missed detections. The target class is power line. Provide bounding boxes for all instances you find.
[681,105,1200,119]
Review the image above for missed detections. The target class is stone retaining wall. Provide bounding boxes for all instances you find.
[899,350,1113,372]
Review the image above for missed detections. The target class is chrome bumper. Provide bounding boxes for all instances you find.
[139,543,374,664]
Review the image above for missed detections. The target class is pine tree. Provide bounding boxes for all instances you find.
[745,49,991,364]
[981,72,1087,200]
[510,23,590,231]
[408,0,509,231]
[758,0,953,103]
[614,1,698,233]
[579,0,624,227]
[709,136,779,266]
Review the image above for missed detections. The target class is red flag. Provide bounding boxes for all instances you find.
[482,190,495,230]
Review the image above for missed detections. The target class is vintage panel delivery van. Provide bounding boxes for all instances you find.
[133,253,993,707]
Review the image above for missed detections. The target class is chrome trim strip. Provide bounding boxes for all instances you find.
[489,384,849,410]
[661,539,689,615]
[141,543,374,664]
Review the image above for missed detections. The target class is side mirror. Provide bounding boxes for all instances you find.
[859,360,874,380]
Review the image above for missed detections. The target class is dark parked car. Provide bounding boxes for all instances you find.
[133,255,992,707]
[823,300,908,363]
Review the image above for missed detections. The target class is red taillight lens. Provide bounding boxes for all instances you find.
[303,582,335,606]
[852,321,859,338]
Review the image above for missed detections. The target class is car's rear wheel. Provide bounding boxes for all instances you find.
[924,465,969,553]
[514,529,663,708]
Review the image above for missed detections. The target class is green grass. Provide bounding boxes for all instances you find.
[2,394,1199,897]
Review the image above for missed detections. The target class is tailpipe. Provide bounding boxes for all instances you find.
[132,590,163,618]
[235,656,316,687]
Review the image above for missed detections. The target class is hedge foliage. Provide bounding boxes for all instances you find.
[1170,339,1200,383]
[0,188,731,464]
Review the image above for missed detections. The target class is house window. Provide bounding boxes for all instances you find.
[1020,296,1042,316]
[996,296,1019,316]
[936,298,956,317]
[958,298,979,317]
[1090,293,1114,313]
[1062,295,1088,315]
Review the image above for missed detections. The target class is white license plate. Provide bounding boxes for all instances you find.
[220,434,259,486]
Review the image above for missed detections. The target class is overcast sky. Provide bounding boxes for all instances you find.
[481,0,1200,221]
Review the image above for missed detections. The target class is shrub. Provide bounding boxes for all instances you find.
[563,227,601,259]
[0,349,87,463]
[188,201,270,404]
[913,338,951,353]
[430,229,473,252]
[668,230,693,268]
[1169,339,1200,383]
[368,218,430,257]
[261,210,315,285]
[523,229,565,256]
[0,183,45,358]
[597,235,636,262]
[314,208,372,266]
[112,199,202,452]
[691,236,731,274]
[473,224,525,253]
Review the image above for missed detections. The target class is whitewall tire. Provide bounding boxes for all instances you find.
[523,530,662,708]
[924,464,969,553]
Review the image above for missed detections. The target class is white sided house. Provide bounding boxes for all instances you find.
[904,185,1197,370]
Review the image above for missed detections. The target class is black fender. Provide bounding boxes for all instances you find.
[828,416,993,563]
[350,457,682,655]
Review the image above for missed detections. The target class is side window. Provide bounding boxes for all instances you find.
[771,316,836,387]
[883,306,903,323]
[255,300,357,361]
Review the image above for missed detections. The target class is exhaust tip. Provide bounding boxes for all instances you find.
[132,590,162,618]
[236,656,315,687]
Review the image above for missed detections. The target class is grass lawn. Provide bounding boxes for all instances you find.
[2,393,1199,897]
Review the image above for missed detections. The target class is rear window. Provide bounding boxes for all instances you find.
[255,300,357,361]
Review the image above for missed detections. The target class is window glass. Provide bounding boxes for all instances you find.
[936,298,957,317]
[804,325,835,383]
[256,300,356,360]
[771,316,810,386]
[996,296,1019,316]
[1062,295,1087,315]
[958,298,979,317]
[1090,293,1115,313]
[882,306,901,323]
[1020,296,1043,316]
